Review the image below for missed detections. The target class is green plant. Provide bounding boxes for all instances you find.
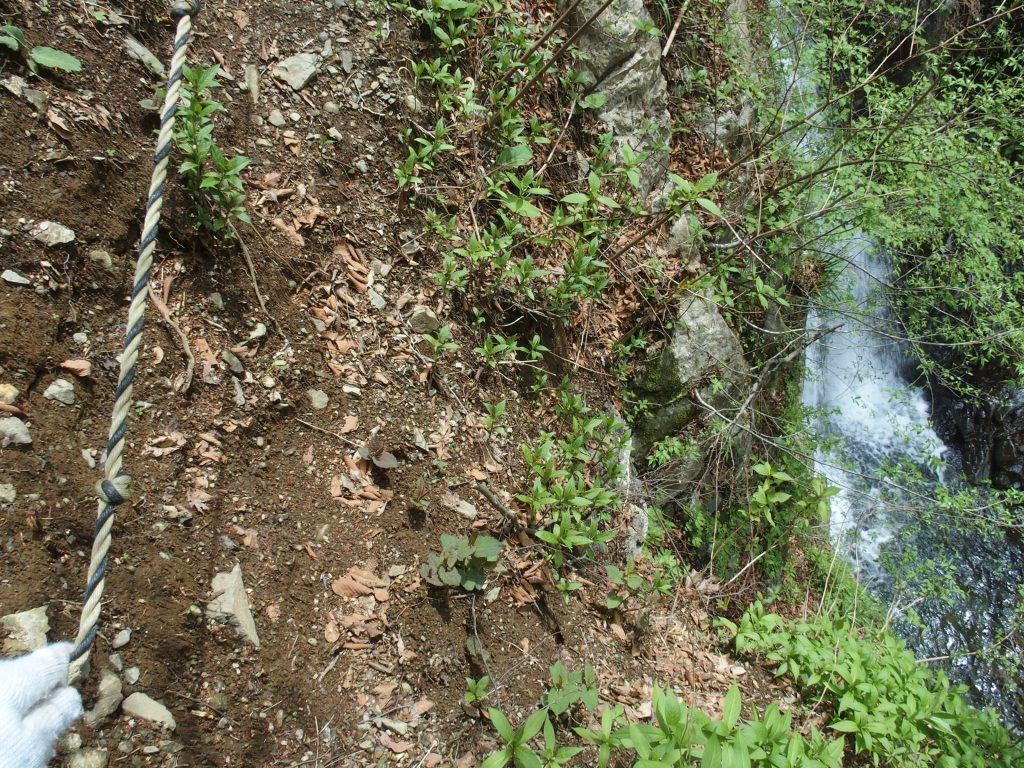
[481,400,507,434]
[420,532,503,591]
[174,65,251,234]
[481,707,548,768]
[464,674,491,706]
[0,23,81,73]
[541,661,597,716]
[422,324,460,358]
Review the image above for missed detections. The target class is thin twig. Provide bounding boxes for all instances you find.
[148,290,195,393]
[661,0,692,59]
[295,418,360,447]
[230,221,288,344]
[475,482,532,532]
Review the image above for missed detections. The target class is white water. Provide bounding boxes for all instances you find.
[801,236,947,577]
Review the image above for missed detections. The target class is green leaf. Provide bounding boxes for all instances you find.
[473,535,504,561]
[496,144,533,168]
[480,749,510,768]
[1,24,25,48]
[560,192,590,206]
[830,720,859,733]
[722,684,741,730]
[521,708,548,742]
[489,708,515,743]
[695,196,724,219]
[694,171,719,194]
[0,34,20,51]
[513,746,542,768]
[29,46,82,72]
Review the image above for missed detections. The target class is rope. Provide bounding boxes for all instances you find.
[68,0,202,683]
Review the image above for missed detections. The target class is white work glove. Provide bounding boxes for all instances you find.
[0,642,83,768]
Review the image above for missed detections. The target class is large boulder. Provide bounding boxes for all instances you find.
[559,0,671,201]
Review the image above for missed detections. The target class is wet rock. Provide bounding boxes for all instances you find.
[2,269,31,285]
[112,628,131,649]
[32,220,76,247]
[44,378,75,405]
[64,749,109,768]
[206,564,261,648]
[307,389,329,410]
[1,605,49,654]
[408,305,441,335]
[123,692,176,731]
[83,670,123,728]
[273,52,318,91]
[0,416,32,447]
[0,483,15,505]
[0,383,18,405]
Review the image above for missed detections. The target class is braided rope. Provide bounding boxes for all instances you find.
[69,1,200,683]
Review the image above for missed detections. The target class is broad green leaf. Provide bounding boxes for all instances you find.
[560,192,590,206]
[29,46,82,72]
[521,708,548,741]
[495,144,533,168]
[694,171,719,194]
[489,708,514,742]
[480,749,510,768]
[695,196,724,219]
[722,684,742,729]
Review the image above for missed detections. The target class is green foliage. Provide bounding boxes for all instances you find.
[420,532,503,591]
[174,65,251,235]
[727,602,1024,767]
[464,675,491,706]
[541,661,597,716]
[646,435,700,468]
[422,324,460,358]
[0,23,81,73]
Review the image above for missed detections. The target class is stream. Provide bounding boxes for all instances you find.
[776,8,1024,728]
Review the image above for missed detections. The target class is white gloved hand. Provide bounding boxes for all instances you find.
[0,642,83,768]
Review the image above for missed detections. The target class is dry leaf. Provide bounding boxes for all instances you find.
[331,575,373,598]
[413,699,435,715]
[232,9,250,29]
[60,359,91,377]
[340,415,358,433]
[610,622,627,642]
[380,735,413,754]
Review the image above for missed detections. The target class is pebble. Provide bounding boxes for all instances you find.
[73,332,88,345]
[408,305,441,335]
[44,378,75,405]
[260,374,276,389]
[112,628,132,649]
[123,692,176,731]
[404,94,424,113]
[324,101,340,114]
[222,349,245,374]
[0,416,32,447]
[367,288,386,310]
[355,159,369,173]
[268,109,286,127]
[206,564,261,648]
[273,52,318,91]
[208,292,224,310]
[124,666,140,685]
[64,748,109,768]
[1,605,49,653]
[340,50,354,73]
[244,64,260,104]
[289,111,301,122]
[0,483,15,505]
[32,220,75,247]
[0,383,18,404]
[327,127,343,141]
[232,377,246,407]
[2,269,31,285]
[83,670,123,728]
[307,389,329,410]
[88,250,113,269]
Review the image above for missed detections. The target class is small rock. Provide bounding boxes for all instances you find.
[289,111,301,122]
[108,652,123,671]
[340,50,353,73]
[232,377,246,407]
[244,64,260,104]
[64,748,109,768]
[248,323,267,341]
[327,127,343,141]
[1,605,49,654]
[208,292,224,310]
[273,52,318,91]
[0,417,32,447]
[221,349,245,374]
[0,484,15,505]
[367,288,386,310]
[404,94,424,113]
[370,259,392,278]
[342,384,361,397]
[354,159,369,174]
[268,109,286,127]
[88,250,113,269]
[59,732,82,753]
[307,389,329,410]
[260,375,275,389]
[324,101,340,114]
[124,35,166,77]
[2,269,31,286]
[83,670,123,728]
[206,564,261,648]
[124,666,140,685]
[123,692,176,731]
[44,378,75,406]
[408,305,441,335]
[0,383,18,405]
[32,221,76,247]
[112,628,131,649]
[73,332,88,345]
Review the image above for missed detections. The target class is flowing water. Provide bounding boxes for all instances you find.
[775,9,1024,726]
